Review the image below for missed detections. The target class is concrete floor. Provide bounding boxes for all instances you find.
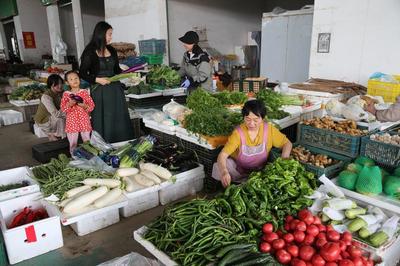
[0,114,173,265]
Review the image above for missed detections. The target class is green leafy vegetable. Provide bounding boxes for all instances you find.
[147,65,181,88]
[213,91,248,105]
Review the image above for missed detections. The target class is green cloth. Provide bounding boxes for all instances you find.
[90,82,133,143]
[34,89,62,124]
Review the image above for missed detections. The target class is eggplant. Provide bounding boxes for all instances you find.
[69,94,83,103]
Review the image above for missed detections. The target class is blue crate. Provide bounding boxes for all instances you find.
[360,132,400,170]
[139,39,166,55]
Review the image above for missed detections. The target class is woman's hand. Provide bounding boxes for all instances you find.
[221,170,231,188]
[96,77,111,85]
[364,102,377,115]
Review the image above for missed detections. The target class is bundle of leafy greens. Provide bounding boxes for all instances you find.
[256,89,304,120]
[147,65,181,88]
[212,91,248,105]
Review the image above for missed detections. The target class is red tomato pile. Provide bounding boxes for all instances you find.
[259,209,374,266]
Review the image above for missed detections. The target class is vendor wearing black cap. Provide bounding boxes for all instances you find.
[178,31,212,92]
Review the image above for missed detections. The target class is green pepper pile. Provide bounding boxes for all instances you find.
[144,158,316,265]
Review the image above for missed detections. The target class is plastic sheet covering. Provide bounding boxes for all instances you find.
[97,252,160,266]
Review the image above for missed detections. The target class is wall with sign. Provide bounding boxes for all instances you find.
[14,0,51,64]
[309,0,400,85]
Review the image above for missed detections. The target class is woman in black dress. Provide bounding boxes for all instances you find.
[79,21,133,143]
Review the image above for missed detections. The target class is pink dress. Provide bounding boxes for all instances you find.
[60,89,95,133]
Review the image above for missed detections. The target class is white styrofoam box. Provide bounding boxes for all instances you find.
[300,108,324,121]
[175,132,216,150]
[143,118,176,135]
[272,115,301,130]
[9,99,40,107]
[43,194,127,236]
[126,92,162,99]
[120,184,160,218]
[134,226,176,266]
[159,165,205,205]
[0,192,63,264]
[0,110,23,126]
[331,177,400,215]
[0,167,40,202]
[33,123,48,138]
[70,208,120,236]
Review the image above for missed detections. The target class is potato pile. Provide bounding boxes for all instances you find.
[302,117,367,136]
[291,146,337,168]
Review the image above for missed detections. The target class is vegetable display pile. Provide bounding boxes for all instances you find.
[318,196,399,249]
[302,117,368,136]
[184,88,243,136]
[256,90,304,120]
[370,133,400,146]
[144,142,199,173]
[147,65,181,88]
[8,207,48,229]
[127,81,154,95]
[212,91,248,106]
[9,83,47,101]
[144,158,316,265]
[32,154,110,198]
[259,209,375,265]
[291,146,337,168]
[0,181,30,192]
[338,156,400,198]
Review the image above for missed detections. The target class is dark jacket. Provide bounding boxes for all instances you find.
[79,44,121,84]
[178,45,212,91]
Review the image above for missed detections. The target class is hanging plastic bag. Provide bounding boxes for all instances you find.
[162,99,189,121]
[97,252,160,266]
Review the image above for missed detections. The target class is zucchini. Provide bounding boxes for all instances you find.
[234,254,279,266]
[348,218,367,233]
[369,231,389,247]
[217,246,254,266]
[345,207,367,219]
[216,243,254,258]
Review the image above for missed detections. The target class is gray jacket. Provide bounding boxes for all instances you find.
[376,96,400,122]
[178,45,212,91]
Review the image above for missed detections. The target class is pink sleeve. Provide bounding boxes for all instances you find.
[82,90,95,113]
[60,92,74,113]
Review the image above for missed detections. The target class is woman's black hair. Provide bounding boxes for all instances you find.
[47,74,64,88]
[64,70,79,81]
[241,99,266,119]
[88,21,112,55]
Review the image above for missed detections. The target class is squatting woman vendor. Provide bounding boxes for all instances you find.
[212,100,292,187]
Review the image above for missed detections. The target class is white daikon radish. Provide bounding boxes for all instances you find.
[83,178,121,188]
[141,170,162,184]
[116,167,139,177]
[141,163,172,180]
[63,186,108,213]
[93,188,122,208]
[123,176,135,192]
[134,174,155,187]
[59,187,93,207]
[64,185,92,199]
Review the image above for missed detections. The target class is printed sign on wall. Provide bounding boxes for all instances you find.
[22,32,36,49]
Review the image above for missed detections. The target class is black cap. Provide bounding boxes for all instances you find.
[179,31,199,45]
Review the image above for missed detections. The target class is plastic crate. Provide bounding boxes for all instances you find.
[143,54,163,65]
[232,78,267,93]
[149,129,178,145]
[360,132,400,170]
[129,95,170,110]
[270,143,351,178]
[298,124,367,158]
[367,75,400,103]
[138,39,166,55]
[131,117,142,139]
[0,232,7,266]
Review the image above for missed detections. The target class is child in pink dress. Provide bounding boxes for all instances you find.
[61,71,95,154]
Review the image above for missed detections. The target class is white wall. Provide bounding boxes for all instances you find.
[309,0,400,85]
[15,0,51,64]
[105,0,168,56]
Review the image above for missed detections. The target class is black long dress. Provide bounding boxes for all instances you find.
[90,56,133,143]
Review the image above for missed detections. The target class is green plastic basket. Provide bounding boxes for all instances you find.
[298,124,368,158]
[360,131,400,170]
[143,54,163,65]
[270,143,352,178]
[0,233,8,266]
